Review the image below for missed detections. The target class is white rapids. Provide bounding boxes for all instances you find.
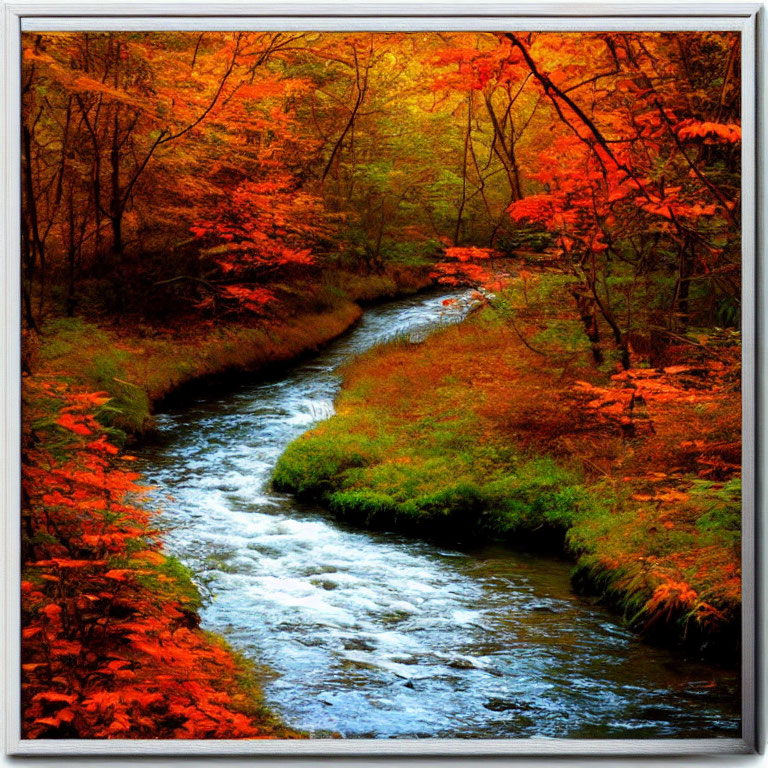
[138,290,739,739]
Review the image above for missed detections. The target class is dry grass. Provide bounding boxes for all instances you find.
[273,268,742,653]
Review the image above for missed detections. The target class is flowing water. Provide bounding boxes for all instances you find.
[138,290,740,739]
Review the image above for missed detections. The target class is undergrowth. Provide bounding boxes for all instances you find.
[272,268,742,655]
[20,263,434,738]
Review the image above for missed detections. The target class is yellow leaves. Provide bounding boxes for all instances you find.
[22,49,57,65]
[657,489,690,503]
[677,121,741,144]
[72,75,160,116]
[131,550,166,565]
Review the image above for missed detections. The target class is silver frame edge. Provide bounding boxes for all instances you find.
[2,1,762,758]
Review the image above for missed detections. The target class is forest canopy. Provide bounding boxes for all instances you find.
[19,29,743,740]
[22,30,740,366]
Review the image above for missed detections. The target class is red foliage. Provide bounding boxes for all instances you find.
[431,247,502,290]
[191,173,327,314]
[676,120,741,144]
[21,378,280,739]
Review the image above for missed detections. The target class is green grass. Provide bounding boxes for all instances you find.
[270,276,741,653]
[271,320,596,546]
[274,417,593,545]
[33,263,435,439]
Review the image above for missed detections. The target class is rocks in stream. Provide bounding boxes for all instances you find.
[343,638,377,652]
[311,578,338,591]
[447,658,478,670]
[483,697,531,713]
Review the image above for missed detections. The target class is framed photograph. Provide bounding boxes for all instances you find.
[2,0,762,759]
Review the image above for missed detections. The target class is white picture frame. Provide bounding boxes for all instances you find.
[1,1,763,759]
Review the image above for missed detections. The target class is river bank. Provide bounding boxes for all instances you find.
[20,264,431,739]
[272,268,742,657]
[138,287,739,738]
[27,263,433,435]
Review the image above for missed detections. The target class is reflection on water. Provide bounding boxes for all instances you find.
[138,291,740,739]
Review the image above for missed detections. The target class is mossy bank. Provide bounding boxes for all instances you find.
[21,264,432,738]
[28,264,433,436]
[272,270,741,658]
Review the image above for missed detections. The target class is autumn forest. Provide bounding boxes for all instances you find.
[20,30,742,740]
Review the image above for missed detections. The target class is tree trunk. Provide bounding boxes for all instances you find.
[454,93,472,245]
[66,194,77,316]
[571,288,604,364]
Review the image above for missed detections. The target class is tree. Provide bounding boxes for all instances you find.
[503,32,740,366]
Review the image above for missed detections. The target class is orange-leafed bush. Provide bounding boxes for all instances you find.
[21,376,289,739]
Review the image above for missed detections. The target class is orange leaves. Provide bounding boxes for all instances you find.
[663,364,692,375]
[431,261,493,288]
[71,74,158,113]
[41,603,63,620]
[131,550,166,566]
[445,245,500,263]
[56,413,93,436]
[221,285,275,313]
[34,709,76,728]
[50,640,84,657]
[191,173,325,315]
[573,362,733,440]
[572,380,633,425]
[495,32,740,284]
[430,40,522,91]
[34,691,77,705]
[62,391,112,410]
[99,659,132,675]
[645,579,698,618]
[639,573,731,636]
[657,489,691,504]
[56,394,112,439]
[88,436,120,455]
[508,194,558,226]
[104,569,132,582]
[639,194,718,221]
[630,489,690,504]
[432,246,504,291]
[34,558,107,569]
[677,120,741,144]
[444,246,496,262]
[21,375,273,740]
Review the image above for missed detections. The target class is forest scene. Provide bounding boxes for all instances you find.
[20,29,742,740]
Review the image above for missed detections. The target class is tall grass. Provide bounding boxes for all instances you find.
[271,281,742,653]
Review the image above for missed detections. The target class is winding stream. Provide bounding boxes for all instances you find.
[138,290,740,739]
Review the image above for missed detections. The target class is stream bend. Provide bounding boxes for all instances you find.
[139,291,739,739]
